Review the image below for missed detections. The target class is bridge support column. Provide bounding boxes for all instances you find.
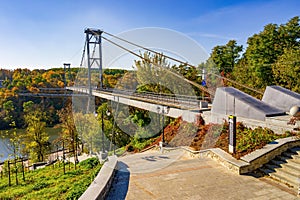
[84,28,103,112]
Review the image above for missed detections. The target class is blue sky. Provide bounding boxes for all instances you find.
[0,0,299,69]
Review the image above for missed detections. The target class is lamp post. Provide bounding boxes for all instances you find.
[157,105,170,151]
[105,110,112,155]
[95,109,111,159]
[162,106,170,144]
[101,109,105,153]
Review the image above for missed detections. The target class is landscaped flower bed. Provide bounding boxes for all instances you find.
[140,117,298,159]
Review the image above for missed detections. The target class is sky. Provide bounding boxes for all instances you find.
[0,0,299,69]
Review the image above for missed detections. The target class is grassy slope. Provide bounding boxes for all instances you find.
[0,158,101,200]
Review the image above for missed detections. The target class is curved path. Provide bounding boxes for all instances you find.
[106,149,298,199]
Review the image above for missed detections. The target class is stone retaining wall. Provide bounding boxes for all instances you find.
[187,137,300,175]
[240,137,300,173]
[79,156,117,200]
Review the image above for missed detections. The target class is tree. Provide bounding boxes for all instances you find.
[96,102,132,150]
[240,16,300,89]
[74,112,101,154]
[272,47,300,93]
[23,101,49,162]
[211,40,243,75]
[135,52,197,96]
[57,105,78,164]
[1,100,22,185]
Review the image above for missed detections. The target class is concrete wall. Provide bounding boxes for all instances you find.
[240,137,300,173]
[262,86,300,112]
[211,87,284,121]
[191,137,300,175]
[79,156,117,200]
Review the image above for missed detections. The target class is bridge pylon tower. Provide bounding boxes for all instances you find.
[84,28,103,112]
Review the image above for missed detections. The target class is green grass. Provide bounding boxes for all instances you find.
[0,158,102,200]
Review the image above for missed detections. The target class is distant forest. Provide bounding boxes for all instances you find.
[0,68,126,129]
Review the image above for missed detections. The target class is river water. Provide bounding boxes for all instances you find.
[0,127,60,162]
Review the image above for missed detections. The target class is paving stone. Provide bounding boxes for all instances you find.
[106,149,298,199]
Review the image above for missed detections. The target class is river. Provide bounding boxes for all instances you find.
[0,127,61,162]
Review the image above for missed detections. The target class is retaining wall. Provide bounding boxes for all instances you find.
[79,155,117,200]
[186,137,300,174]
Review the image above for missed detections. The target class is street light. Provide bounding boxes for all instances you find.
[105,110,112,155]
[96,109,111,159]
[157,105,170,149]
[101,110,105,153]
[162,106,170,144]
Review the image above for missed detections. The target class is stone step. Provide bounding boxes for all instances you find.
[270,159,286,166]
[282,151,300,160]
[277,155,300,165]
[259,167,275,175]
[264,164,299,187]
[263,165,299,188]
[270,158,300,172]
[269,171,298,189]
[258,147,300,190]
[288,146,300,155]
[281,162,300,174]
[271,158,300,174]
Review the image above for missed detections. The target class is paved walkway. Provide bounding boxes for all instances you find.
[106,149,298,200]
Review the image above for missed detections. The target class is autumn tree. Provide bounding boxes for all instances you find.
[135,52,196,96]
[23,101,49,162]
[74,112,102,154]
[57,105,79,163]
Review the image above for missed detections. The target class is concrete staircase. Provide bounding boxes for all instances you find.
[260,146,300,190]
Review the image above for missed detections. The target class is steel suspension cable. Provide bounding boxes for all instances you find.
[80,40,87,67]
[102,31,264,95]
[103,31,194,68]
[101,36,212,95]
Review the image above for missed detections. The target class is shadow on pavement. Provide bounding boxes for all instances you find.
[141,155,170,162]
[106,161,130,200]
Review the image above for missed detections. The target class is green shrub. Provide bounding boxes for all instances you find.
[66,185,86,200]
[32,181,50,191]
[130,137,153,151]
[79,157,100,169]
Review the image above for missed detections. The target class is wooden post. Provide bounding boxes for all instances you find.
[63,141,65,174]
[21,158,25,182]
[15,159,18,185]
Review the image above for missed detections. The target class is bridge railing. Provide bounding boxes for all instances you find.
[69,86,210,109]
[98,87,209,108]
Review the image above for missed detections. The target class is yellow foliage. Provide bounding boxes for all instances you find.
[27,86,40,93]
[57,80,65,88]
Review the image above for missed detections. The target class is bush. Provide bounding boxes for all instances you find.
[79,158,100,169]
[32,182,50,191]
[66,185,86,200]
[129,136,154,152]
